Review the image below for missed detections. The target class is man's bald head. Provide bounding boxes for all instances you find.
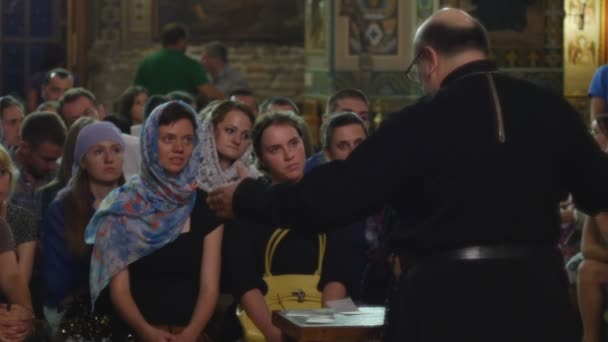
[414,8,490,57]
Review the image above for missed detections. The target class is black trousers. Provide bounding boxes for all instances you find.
[384,253,579,342]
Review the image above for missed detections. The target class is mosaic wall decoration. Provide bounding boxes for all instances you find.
[303,0,442,119]
[333,1,413,71]
[340,0,399,56]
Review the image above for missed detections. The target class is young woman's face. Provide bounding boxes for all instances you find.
[81,140,124,184]
[213,109,253,167]
[130,92,149,125]
[157,118,195,176]
[260,124,305,184]
[324,123,367,162]
[1,105,24,147]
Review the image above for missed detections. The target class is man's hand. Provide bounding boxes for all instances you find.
[207,162,250,219]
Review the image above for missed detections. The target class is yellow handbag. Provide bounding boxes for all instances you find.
[237,228,327,342]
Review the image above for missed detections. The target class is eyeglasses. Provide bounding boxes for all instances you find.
[405,50,423,83]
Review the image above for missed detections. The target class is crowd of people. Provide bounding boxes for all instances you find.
[0,20,390,341]
[0,7,607,342]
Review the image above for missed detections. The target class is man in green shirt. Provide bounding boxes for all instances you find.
[133,23,223,101]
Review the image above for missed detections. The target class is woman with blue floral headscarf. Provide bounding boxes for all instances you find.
[85,101,223,341]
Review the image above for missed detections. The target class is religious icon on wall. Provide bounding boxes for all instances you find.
[341,0,398,56]
[156,0,305,44]
[567,34,596,65]
[565,0,595,30]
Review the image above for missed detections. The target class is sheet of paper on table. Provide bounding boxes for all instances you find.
[325,297,360,314]
[283,308,336,324]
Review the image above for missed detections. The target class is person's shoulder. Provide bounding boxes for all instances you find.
[181,53,203,67]
[138,50,159,64]
[138,49,169,67]
[590,65,608,88]
[595,64,608,75]
[383,95,434,127]
[495,72,568,106]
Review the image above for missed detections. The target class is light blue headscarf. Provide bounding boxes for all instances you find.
[85,101,202,306]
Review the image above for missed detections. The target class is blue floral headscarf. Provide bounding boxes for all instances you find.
[85,101,202,306]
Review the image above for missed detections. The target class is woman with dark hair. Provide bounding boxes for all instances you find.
[86,101,222,340]
[0,96,25,148]
[117,86,149,133]
[42,122,125,338]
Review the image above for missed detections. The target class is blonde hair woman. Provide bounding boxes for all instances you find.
[0,144,33,340]
[0,145,37,284]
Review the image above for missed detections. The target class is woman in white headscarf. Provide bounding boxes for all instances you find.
[197,99,261,192]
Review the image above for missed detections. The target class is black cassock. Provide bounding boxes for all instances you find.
[233,60,603,342]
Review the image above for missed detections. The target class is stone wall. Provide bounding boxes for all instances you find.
[87,42,305,112]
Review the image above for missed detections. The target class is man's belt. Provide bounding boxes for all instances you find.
[401,244,560,270]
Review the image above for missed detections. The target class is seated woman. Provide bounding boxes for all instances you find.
[42,121,125,338]
[197,99,260,192]
[0,145,37,285]
[0,165,33,341]
[86,101,223,341]
[223,111,329,342]
[196,99,260,340]
[576,215,608,342]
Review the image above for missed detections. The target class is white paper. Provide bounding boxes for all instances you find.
[325,297,359,313]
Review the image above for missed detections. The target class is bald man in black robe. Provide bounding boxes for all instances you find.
[208,8,598,342]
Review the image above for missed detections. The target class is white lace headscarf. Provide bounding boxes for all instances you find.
[197,101,262,192]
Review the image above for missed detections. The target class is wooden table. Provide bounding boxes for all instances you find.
[272,307,385,342]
